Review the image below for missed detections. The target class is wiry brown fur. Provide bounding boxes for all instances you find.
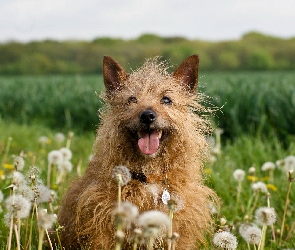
[58,55,218,249]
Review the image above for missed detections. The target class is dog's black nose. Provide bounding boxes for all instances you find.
[140,109,157,124]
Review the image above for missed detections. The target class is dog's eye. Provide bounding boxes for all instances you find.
[128,96,137,104]
[160,96,172,105]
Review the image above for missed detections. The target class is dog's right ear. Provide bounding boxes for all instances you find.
[103,56,128,97]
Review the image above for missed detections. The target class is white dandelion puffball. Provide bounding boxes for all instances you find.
[284,155,295,172]
[48,150,63,165]
[233,169,245,182]
[112,165,131,186]
[5,194,32,219]
[14,156,25,171]
[138,210,170,229]
[55,133,65,143]
[213,231,238,250]
[255,207,277,226]
[38,209,56,229]
[243,226,261,245]
[252,182,268,193]
[34,185,52,204]
[261,162,275,171]
[113,201,139,225]
[38,136,49,144]
[58,161,73,173]
[59,147,72,161]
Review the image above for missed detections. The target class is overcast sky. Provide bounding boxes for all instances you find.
[1,0,295,42]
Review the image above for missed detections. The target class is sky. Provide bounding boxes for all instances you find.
[1,0,295,43]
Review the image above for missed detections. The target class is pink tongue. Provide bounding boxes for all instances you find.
[138,131,160,155]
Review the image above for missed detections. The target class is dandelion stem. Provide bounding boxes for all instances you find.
[2,137,12,166]
[234,181,242,217]
[258,225,267,250]
[38,229,45,250]
[279,173,293,245]
[14,224,21,250]
[6,215,13,250]
[47,162,52,189]
[167,209,174,250]
[147,236,155,250]
[248,192,260,218]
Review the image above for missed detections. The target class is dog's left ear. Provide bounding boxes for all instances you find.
[103,56,128,97]
[173,54,199,94]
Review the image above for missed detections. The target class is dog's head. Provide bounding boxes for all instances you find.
[102,55,202,158]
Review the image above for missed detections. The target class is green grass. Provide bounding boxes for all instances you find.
[0,120,295,249]
[1,71,295,141]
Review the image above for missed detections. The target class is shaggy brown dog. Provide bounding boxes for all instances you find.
[58,55,217,249]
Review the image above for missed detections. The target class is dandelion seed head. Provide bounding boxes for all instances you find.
[113,201,139,226]
[5,194,31,218]
[138,210,170,231]
[243,226,261,245]
[34,184,52,204]
[48,150,63,165]
[112,165,131,186]
[248,167,256,174]
[167,193,184,212]
[261,162,275,171]
[26,166,43,185]
[255,207,276,226]
[4,212,12,227]
[11,171,27,190]
[55,133,65,143]
[59,147,72,161]
[18,184,34,202]
[38,209,56,229]
[284,155,295,172]
[38,136,49,145]
[14,156,25,171]
[58,160,73,173]
[213,231,238,250]
[233,169,245,182]
[252,182,268,193]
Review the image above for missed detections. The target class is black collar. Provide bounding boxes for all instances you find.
[131,171,147,183]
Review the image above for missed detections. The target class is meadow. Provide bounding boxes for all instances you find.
[0,71,295,249]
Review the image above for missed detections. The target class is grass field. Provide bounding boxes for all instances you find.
[0,72,295,249]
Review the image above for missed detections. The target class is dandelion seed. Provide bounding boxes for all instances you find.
[167,194,184,212]
[55,133,65,143]
[233,169,245,182]
[5,194,31,218]
[59,147,72,161]
[213,231,238,250]
[38,209,56,229]
[48,150,63,165]
[13,156,25,171]
[252,182,268,193]
[261,162,275,171]
[112,165,131,186]
[255,207,276,226]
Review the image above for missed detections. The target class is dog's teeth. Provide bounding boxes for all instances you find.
[158,130,162,138]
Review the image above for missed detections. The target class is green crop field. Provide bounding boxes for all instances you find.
[0,72,295,249]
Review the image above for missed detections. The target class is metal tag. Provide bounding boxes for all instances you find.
[161,188,170,205]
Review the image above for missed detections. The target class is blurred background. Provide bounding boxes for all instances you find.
[0,0,295,141]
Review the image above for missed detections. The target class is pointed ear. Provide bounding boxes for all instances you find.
[103,56,128,97]
[173,54,199,94]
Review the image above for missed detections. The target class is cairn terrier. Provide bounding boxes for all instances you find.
[58,55,217,249]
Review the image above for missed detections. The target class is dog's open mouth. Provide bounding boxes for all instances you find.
[137,130,163,155]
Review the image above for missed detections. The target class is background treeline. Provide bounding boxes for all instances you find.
[1,31,295,75]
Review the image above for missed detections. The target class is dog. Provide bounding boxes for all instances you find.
[57,55,217,249]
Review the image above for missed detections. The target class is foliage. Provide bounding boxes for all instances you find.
[1,72,295,143]
[0,120,295,249]
[1,32,295,75]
